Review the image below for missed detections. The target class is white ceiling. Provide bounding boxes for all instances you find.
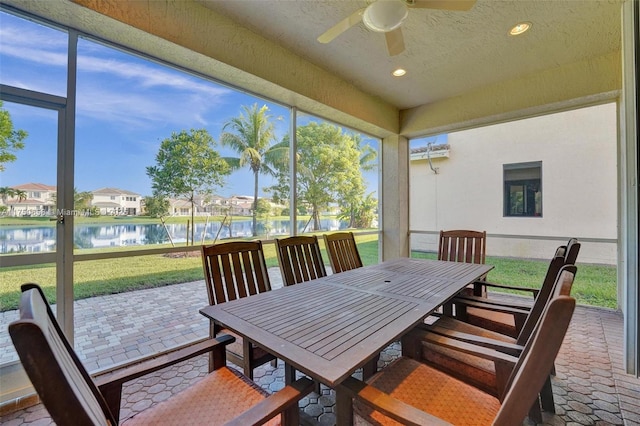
[198,0,622,110]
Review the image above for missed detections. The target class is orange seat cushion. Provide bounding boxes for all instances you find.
[354,357,500,426]
[122,367,279,425]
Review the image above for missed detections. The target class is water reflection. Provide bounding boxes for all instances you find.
[0,219,349,253]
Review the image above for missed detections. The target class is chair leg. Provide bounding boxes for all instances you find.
[208,351,215,373]
[244,364,254,380]
[243,340,254,380]
[528,397,543,424]
[540,375,556,413]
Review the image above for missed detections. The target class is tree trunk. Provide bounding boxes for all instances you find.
[252,170,259,236]
[312,206,321,231]
[190,194,196,246]
[350,205,356,228]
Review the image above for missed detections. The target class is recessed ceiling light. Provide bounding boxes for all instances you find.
[392,68,406,77]
[509,22,532,36]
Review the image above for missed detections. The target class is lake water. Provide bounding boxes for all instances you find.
[0,218,349,254]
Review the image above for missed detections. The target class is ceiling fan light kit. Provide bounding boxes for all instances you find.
[317,0,476,56]
[362,0,409,32]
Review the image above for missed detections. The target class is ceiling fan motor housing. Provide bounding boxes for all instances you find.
[363,0,409,32]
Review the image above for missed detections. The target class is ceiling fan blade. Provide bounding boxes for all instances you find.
[385,28,405,56]
[408,0,476,11]
[317,8,365,44]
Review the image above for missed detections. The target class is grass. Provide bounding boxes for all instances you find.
[0,233,617,311]
[410,251,617,309]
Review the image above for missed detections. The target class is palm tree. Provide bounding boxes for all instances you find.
[51,188,93,210]
[220,104,286,236]
[0,186,16,205]
[343,137,378,228]
[74,190,93,210]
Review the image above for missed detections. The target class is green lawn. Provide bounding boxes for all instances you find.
[412,251,618,308]
[0,234,617,311]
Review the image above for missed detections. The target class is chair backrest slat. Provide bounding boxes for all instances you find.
[323,232,363,274]
[298,245,312,281]
[438,230,486,265]
[275,236,327,286]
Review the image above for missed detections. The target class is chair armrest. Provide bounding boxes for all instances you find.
[474,280,540,298]
[454,294,533,311]
[421,324,524,356]
[452,298,530,335]
[94,335,233,387]
[338,376,452,426]
[224,377,314,426]
[452,297,531,316]
[94,335,234,419]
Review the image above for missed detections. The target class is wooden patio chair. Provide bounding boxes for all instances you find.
[275,235,327,286]
[438,229,487,265]
[414,265,577,420]
[339,285,576,426]
[201,240,277,379]
[9,283,313,426]
[437,229,487,313]
[323,231,363,273]
[455,238,580,337]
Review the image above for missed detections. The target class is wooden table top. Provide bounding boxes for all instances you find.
[200,258,493,387]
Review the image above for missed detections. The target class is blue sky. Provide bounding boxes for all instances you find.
[0,11,379,198]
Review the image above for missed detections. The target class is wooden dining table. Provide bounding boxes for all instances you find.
[199,257,493,425]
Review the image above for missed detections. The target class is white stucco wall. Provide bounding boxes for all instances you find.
[410,102,618,264]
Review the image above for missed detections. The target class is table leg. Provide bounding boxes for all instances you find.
[283,363,300,426]
[336,385,353,426]
[362,355,379,380]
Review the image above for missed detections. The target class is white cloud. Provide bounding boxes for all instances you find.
[0,19,68,48]
[2,14,234,126]
[75,82,224,130]
[77,54,231,98]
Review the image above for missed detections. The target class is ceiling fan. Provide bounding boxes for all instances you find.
[317,0,476,56]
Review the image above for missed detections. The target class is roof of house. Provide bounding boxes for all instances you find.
[8,199,48,206]
[11,183,56,191]
[410,144,451,154]
[92,187,140,196]
[169,198,192,208]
